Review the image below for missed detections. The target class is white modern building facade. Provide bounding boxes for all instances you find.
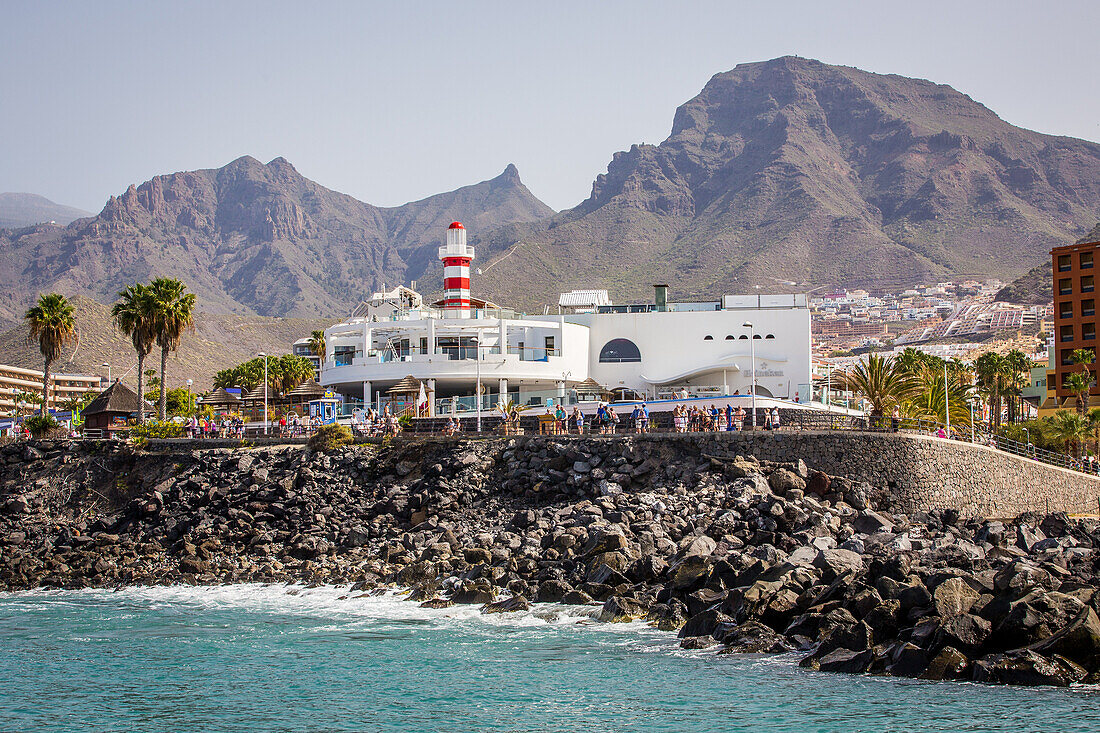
[318,223,811,414]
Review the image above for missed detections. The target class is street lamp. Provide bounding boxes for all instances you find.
[258,353,268,435]
[186,379,193,414]
[102,363,110,387]
[474,329,483,434]
[944,361,951,436]
[743,321,756,429]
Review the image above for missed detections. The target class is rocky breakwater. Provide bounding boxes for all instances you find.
[1,436,1099,687]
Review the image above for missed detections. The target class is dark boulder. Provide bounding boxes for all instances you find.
[971,650,1087,686]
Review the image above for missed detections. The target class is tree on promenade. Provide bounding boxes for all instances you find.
[308,330,326,374]
[904,365,974,427]
[24,293,76,417]
[148,278,196,421]
[112,284,157,425]
[1050,409,1089,458]
[838,354,918,416]
[974,352,1008,428]
[1070,348,1095,416]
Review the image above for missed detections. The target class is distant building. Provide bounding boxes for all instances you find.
[0,363,103,416]
[1052,236,1100,406]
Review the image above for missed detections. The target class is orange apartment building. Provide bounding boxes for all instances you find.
[1052,237,1100,407]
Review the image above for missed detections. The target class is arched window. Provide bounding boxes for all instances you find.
[725,335,735,340]
[738,335,748,340]
[753,334,762,339]
[703,335,714,341]
[599,338,641,363]
[765,334,775,339]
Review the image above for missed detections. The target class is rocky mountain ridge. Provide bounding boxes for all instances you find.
[4,57,1100,318]
[471,57,1100,309]
[0,158,552,326]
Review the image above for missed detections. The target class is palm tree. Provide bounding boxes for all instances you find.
[1001,350,1031,423]
[111,284,157,425]
[1087,407,1100,457]
[308,330,326,374]
[905,366,974,427]
[148,278,196,421]
[895,347,932,374]
[24,293,77,417]
[974,352,1007,428]
[1065,371,1091,417]
[1050,409,1090,458]
[837,354,918,416]
[1070,348,1095,416]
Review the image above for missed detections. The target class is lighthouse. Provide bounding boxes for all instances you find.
[438,221,475,318]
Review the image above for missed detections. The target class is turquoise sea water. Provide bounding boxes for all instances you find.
[1,585,1098,732]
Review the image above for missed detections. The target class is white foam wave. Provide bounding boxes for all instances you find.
[1,583,668,640]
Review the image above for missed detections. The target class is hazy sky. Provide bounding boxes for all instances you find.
[2,0,1099,213]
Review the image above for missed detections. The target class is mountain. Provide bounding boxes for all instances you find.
[0,158,553,326]
[0,193,90,228]
[468,56,1100,310]
[996,222,1100,304]
[5,57,1100,321]
[0,295,335,389]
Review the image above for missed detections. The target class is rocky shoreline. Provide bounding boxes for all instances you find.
[1,436,1099,687]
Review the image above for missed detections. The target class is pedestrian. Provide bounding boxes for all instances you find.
[770,407,780,431]
[764,408,774,430]
[725,403,734,431]
[636,403,649,433]
[608,404,619,434]
[734,406,744,432]
[571,406,584,435]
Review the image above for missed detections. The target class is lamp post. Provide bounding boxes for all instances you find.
[743,321,756,429]
[824,364,832,407]
[969,397,975,444]
[102,363,110,387]
[186,379,193,414]
[944,361,951,436]
[474,330,482,434]
[259,352,268,435]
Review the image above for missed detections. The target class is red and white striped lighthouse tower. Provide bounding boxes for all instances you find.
[439,221,475,318]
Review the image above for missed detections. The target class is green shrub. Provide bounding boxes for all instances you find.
[25,415,64,439]
[308,423,353,452]
[128,420,186,440]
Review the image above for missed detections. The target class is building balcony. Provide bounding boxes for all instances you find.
[321,350,576,387]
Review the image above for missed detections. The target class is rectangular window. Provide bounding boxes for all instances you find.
[1059,254,1072,272]
[544,335,556,358]
[1060,302,1074,319]
[1084,275,1095,293]
[1061,324,1074,343]
[1084,299,1096,317]
[1085,323,1096,341]
[1082,252,1094,269]
[1062,349,1075,366]
[1060,278,1073,295]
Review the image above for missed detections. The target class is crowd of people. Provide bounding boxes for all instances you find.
[669,403,782,432]
[530,402,786,435]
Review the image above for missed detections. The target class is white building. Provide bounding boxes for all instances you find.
[318,223,812,414]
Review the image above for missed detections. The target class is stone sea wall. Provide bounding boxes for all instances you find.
[496,432,1099,518]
